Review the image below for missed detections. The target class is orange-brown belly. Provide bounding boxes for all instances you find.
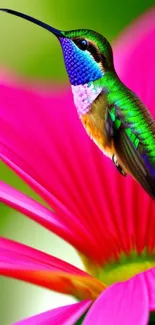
[80,113,116,159]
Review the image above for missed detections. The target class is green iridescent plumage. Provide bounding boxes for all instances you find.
[95,73,155,161]
[94,72,155,196]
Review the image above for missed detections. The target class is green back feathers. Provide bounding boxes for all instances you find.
[95,72,155,164]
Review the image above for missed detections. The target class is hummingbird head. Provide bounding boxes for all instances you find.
[58,29,114,86]
[0,9,114,86]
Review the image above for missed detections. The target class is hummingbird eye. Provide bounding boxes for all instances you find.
[74,38,88,51]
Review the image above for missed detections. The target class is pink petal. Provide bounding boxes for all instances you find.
[0,236,104,299]
[0,180,98,259]
[0,81,123,263]
[12,300,91,325]
[144,268,155,311]
[83,273,149,325]
[114,8,155,114]
[1,80,155,266]
[0,236,85,274]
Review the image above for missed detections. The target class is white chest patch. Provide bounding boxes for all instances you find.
[71,82,103,116]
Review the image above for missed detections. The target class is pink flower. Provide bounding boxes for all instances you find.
[1,8,155,325]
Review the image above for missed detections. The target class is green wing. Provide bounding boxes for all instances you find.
[108,105,155,199]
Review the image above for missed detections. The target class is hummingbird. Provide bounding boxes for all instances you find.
[1,8,155,199]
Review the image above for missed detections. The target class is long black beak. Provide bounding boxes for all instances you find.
[0,8,64,38]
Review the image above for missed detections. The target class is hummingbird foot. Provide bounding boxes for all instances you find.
[112,154,126,177]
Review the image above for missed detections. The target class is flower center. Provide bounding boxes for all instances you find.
[80,250,155,285]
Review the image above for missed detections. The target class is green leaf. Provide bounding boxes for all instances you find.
[149,312,155,324]
[75,312,87,324]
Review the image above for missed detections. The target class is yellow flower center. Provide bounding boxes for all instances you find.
[80,249,155,285]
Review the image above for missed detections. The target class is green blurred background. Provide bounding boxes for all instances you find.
[0,0,154,324]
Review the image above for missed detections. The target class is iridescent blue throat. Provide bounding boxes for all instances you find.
[60,38,103,86]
